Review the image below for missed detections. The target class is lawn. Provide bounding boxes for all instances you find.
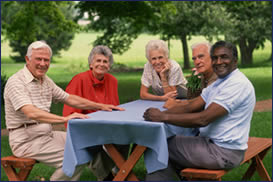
[1,32,272,181]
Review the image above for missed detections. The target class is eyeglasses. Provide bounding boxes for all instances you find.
[211,54,230,62]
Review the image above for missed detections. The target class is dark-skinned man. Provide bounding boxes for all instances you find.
[143,41,256,181]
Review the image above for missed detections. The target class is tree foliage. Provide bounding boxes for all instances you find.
[75,1,271,67]
[221,1,272,65]
[151,1,230,69]
[75,1,169,54]
[2,1,78,62]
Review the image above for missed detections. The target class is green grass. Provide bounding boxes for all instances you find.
[240,67,272,101]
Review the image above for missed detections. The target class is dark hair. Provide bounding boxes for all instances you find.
[210,41,238,61]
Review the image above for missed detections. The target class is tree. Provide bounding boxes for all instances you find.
[75,1,271,67]
[75,1,169,54]
[222,1,272,66]
[2,1,78,62]
[151,1,231,69]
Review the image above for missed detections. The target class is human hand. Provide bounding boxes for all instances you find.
[162,90,177,101]
[143,107,164,122]
[160,61,171,77]
[65,112,89,122]
[100,104,125,111]
[163,98,177,109]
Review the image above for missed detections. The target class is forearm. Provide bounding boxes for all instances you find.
[164,104,190,114]
[21,105,67,124]
[144,102,227,128]
[65,95,102,110]
[140,85,165,101]
[162,85,176,94]
[165,97,203,114]
[140,92,164,101]
[162,112,208,128]
[161,77,176,93]
[162,103,227,127]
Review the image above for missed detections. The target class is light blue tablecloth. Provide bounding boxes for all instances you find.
[62,100,198,177]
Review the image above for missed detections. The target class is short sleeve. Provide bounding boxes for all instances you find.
[4,79,32,111]
[47,78,69,103]
[141,63,152,87]
[212,81,250,113]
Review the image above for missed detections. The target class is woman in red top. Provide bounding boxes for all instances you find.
[63,45,126,181]
[63,45,119,120]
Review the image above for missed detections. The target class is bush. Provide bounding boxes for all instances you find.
[110,63,143,73]
[1,73,8,105]
[3,1,78,62]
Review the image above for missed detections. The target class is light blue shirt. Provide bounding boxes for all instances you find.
[200,69,256,150]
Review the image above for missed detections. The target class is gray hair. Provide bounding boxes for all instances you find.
[88,45,114,66]
[191,42,212,53]
[26,40,52,59]
[145,40,169,60]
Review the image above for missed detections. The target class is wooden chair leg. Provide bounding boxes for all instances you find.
[2,165,21,181]
[2,165,34,181]
[17,168,33,181]
[255,155,271,181]
[242,146,271,181]
[1,156,36,181]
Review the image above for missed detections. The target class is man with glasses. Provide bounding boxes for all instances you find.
[143,41,256,181]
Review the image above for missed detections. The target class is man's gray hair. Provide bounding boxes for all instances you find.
[145,40,169,60]
[26,40,52,59]
[191,42,212,52]
[88,45,114,66]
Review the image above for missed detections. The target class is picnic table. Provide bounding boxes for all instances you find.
[62,99,197,180]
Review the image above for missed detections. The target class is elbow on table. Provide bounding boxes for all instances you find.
[140,92,148,100]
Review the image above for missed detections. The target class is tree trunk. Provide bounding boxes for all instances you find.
[180,34,190,69]
[238,38,256,66]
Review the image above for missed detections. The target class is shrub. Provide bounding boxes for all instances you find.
[1,73,8,105]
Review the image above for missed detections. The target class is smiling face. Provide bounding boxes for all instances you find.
[192,45,213,75]
[25,48,51,80]
[89,54,110,80]
[149,49,168,73]
[211,47,237,78]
